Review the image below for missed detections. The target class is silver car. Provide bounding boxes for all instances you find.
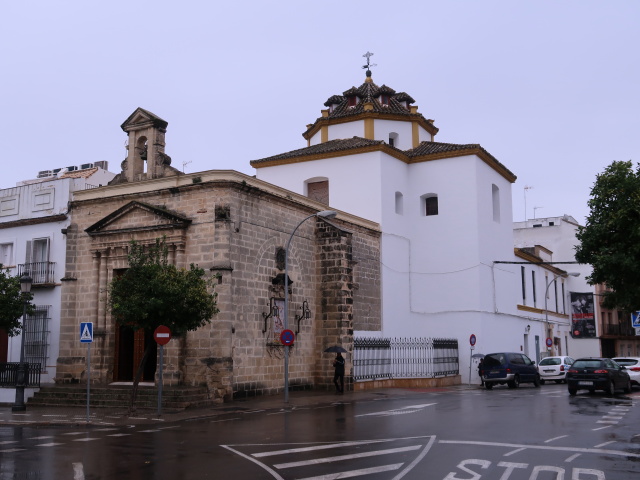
[612,357,640,387]
[537,356,575,384]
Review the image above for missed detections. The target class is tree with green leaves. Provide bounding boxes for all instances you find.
[108,238,219,409]
[575,160,640,311]
[0,266,34,336]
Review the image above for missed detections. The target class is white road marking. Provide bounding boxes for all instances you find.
[438,439,640,458]
[273,445,422,469]
[253,440,392,457]
[503,448,526,456]
[93,428,118,432]
[601,415,623,420]
[355,403,437,417]
[28,436,53,440]
[564,453,581,462]
[592,426,612,431]
[107,433,131,437]
[594,441,616,448]
[299,463,404,480]
[73,438,100,442]
[37,443,64,447]
[62,432,85,436]
[140,429,161,433]
[544,435,568,443]
[0,448,25,453]
[73,462,85,480]
[211,417,241,423]
[0,440,18,445]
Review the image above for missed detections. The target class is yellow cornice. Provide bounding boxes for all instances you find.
[407,147,517,183]
[303,111,439,140]
[514,249,567,275]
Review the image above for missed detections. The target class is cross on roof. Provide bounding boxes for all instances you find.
[362,51,377,77]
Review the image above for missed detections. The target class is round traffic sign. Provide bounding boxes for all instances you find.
[546,337,553,347]
[154,325,172,346]
[469,334,477,347]
[280,329,295,346]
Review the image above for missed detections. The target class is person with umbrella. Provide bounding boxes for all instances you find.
[325,346,346,394]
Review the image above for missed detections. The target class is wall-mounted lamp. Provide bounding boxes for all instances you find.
[525,324,531,334]
[295,300,311,334]
[262,297,281,333]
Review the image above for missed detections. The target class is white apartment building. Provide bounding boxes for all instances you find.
[0,163,115,402]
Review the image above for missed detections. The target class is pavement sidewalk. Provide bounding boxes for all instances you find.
[0,385,477,427]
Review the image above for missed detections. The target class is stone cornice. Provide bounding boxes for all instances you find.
[72,170,381,234]
[514,249,568,276]
[517,304,570,319]
[0,213,68,230]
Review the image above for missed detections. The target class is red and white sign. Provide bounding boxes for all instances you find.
[154,325,172,346]
[280,329,295,346]
[469,334,477,347]
[546,337,553,348]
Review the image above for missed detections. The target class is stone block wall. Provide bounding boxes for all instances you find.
[56,175,381,401]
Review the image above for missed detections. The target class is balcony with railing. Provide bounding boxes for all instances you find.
[602,323,636,337]
[17,262,56,286]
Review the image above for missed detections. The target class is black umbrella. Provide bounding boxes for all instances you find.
[324,345,348,353]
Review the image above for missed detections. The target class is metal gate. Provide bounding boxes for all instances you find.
[353,337,459,381]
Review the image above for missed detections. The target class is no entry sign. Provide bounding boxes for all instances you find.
[154,325,172,346]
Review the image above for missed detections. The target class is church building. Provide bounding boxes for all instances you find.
[55,108,381,399]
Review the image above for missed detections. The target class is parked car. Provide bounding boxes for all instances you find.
[612,357,640,387]
[537,356,575,384]
[482,352,540,389]
[566,357,631,396]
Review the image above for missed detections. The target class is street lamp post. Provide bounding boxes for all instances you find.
[544,272,580,355]
[284,210,337,403]
[12,273,33,412]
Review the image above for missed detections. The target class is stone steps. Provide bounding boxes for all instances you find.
[28,385,217,411]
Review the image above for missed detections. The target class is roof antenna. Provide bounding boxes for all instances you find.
[362,51,377,78]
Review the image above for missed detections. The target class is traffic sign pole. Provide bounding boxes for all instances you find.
[80,322,93,423]
[469,334,477,386]
[153,326,172,417]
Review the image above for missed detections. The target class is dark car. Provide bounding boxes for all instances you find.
[566,357,632,396]
[482,352,540,389]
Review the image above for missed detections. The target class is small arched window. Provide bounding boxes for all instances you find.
[395,192,404,215]
[492,184,500,222]
[421,193,438,216]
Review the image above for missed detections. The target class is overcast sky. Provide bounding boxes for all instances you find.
[1,1,638,225]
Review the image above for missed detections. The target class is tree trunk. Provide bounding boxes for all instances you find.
[129,340,153,415]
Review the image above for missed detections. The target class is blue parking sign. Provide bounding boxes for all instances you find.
[632,312,640,328]
[80,322,93,343]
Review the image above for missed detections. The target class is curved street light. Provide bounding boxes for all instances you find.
[544,272,580,355]
[284,210,337,403]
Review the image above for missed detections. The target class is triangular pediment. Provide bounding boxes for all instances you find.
[121,107,168,132]
[85,201,191,236]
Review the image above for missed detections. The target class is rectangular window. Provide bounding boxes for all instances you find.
[425,196,438,216]
[532,271,537,307]
[554,280,558,312]
[562,282,566,313]
[0,242,13,266]
[307,181,329,205]
[24,305,51,368]
[521,266,526,303]
[23,238,52,284]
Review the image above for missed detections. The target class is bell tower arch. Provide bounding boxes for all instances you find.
[116,108,180,183]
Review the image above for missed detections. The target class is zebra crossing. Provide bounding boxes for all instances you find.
[221,435,436,480]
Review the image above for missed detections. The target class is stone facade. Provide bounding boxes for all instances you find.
[56,171,381,401]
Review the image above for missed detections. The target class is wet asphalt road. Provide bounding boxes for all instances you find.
[1,383,639,479]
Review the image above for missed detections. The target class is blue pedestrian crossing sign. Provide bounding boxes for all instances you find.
[80,322,93,343]
[632,312,640,328]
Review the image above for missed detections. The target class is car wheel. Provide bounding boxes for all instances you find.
[485,383,493,390]
[534,374,541,388]
[508,375,520,388]
[607,380,616,396]
[568,388,577,396]
[624,380,632,394]
[540,378,546,385]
